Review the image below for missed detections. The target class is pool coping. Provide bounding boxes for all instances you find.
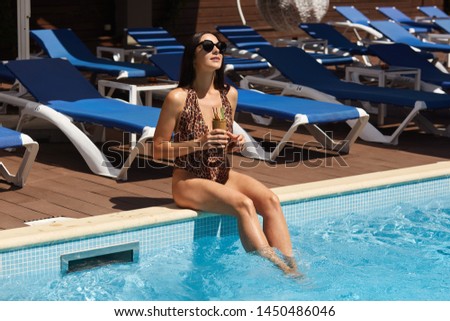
[1,161,450,251]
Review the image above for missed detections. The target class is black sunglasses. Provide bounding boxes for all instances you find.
[197,40,227,54]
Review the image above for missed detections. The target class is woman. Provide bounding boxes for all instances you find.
[152,32,299,275]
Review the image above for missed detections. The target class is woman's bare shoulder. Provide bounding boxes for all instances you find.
[165,87,188,104]
[228,85,238,95]
[163,88,188,113]
[226,85,238,104]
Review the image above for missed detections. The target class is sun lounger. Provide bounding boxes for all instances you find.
[429,18,450,34]
[30,29,163,79]
[298,23,371,65]
[370,20,450,66]
[333,5,430,36]
[334,6,373,26]
[332,6,384,40]
[375,6,435,33]
[252,46,450,145]
[0,126,38,187]
[126,27,186,54]
[0,58,163,180]
[298,23,437,67]
[149,52,369,160]
[417,6,450,19]
[299,23,369,56]
[368,43,450,92]
[216,25,356,66]
[126,26,271,72]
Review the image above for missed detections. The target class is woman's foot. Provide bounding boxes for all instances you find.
[283,255,304,278]
[283,255,298,270]
[257,246,293,275]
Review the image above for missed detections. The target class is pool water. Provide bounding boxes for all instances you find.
[1,198,449,301]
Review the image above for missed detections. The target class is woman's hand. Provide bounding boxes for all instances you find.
[226,132,245,152]
[198,129,229,149]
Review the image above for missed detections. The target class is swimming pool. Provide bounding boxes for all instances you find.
[0,163,449,300]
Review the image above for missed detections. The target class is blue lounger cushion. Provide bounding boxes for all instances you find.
[46,99,160,133]
[0,126,39,186]
[0,64,15,84]
[236,89,361,123]
[376,6,434,33]
[0,127,24,149]
[6,59,160,133]
[333,6,372,26]
[417,6,449,19]
[431,19,450,33]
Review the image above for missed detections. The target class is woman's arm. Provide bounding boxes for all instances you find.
[227,86,238,120]
[152,89,199,161]
[225,86,245,152]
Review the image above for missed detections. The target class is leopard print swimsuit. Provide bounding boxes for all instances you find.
[173,87,233,184]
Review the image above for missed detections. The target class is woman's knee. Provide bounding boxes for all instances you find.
[261,191,281,211]
[173,193,190,209]
[235,196,257,219]
[258,192,282,218]
[172,185,196,209]
[268,192,280,206]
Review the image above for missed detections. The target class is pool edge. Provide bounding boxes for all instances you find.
[1,161,450,251]
[274,160,450,202]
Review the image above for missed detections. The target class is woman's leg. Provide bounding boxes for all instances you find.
[225,170,294,260]
[172,169,292,273]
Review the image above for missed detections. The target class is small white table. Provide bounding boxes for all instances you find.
[345,65,421,125]
[98,78,177,147]
[424,34,450,67]
[98,78,177,106]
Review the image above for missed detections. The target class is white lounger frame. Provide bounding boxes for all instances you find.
[234,88,369,161]
[0,130,39,187]
[235,107,368,161]
[330,22,384,42]
[0,93,153,181]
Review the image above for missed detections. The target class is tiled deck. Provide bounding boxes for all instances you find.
[1,106,450,231]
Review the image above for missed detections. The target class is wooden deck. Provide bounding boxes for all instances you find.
[1,103,450,231]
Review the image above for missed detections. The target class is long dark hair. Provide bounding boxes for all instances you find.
[178,32,226,89]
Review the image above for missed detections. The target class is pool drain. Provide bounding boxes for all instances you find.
[60,241,139,274]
